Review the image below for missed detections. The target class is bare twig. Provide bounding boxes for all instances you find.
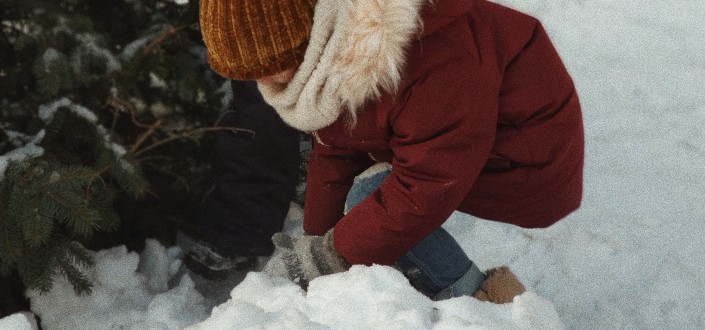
[143,23,198,54]
[130,118,162,153]
[131,126,255,158]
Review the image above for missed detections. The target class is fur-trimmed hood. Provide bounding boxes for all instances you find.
[258,0,426,132]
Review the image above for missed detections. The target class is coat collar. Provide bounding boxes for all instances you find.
[258,0,425,131]
[421,0,476,36]
[258,0,475,132]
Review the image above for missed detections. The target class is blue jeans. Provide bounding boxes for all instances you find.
[344,164,485,300]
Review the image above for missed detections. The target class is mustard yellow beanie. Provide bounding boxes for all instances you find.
[199,0,316,80]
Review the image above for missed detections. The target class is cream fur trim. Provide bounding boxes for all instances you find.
[258,0,425,132]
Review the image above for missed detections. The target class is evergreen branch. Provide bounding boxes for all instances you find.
[3,183,27,264]
[132,126,255,158]
[90,186,121,231]
[56,249,92,295]
[3,0,227,298]
[21,197,54,248]
[64,241,95,269]
[0,193,15,263]
[0,220,15,271]
[110,154,149,199]
[0,218,17,264]
[19,244,57,294]
[94,148,148,199]
[60,263,93,295]
[25,263,55,294]
[46,189,101,237]
[35,165,110,190]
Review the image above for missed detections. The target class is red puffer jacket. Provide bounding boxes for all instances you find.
[304,0,584,265]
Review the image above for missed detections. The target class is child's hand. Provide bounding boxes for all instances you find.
[267,230,349,289]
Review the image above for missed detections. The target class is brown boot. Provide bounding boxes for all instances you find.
[472,267,526,304]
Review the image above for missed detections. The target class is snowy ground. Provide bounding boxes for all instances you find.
[2,0,705,329]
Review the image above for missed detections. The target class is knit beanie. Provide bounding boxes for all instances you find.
[199,0,317,80]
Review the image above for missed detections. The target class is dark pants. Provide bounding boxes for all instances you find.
[197,80,300,257]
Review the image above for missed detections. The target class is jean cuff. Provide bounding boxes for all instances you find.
[431,263,485,301]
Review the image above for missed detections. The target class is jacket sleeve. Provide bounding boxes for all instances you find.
[333,59,499,265]
[302,141,374,235]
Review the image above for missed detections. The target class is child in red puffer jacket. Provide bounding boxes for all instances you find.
[199,0,583,303]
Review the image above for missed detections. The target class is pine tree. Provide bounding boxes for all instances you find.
[1,99,149,294]
[1,0,229,299]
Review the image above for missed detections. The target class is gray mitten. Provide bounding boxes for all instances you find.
[269,229,349,289]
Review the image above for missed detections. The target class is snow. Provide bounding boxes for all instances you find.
[3,0,705,329]
[21,210,565,330]
[168,0,190,5]
[0,312,37,330]
[150,72,169,90]
[188,265,562,329]
[39,48,64,65]
[25,242,208,330]
[73,33,122,73]
[0,131,44,180]
[37,97,98,123]
[120,34,154,60]
[35,97,137,171]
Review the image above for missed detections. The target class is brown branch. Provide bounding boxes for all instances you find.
[130,118,162,153]
[132,126,255,158]
[104,89,152,129]
[128,104,153,129]
[143,23,198,54]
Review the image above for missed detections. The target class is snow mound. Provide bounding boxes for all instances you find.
[27,240,208,330]
[0,312,38,330]
[26,239,561,330]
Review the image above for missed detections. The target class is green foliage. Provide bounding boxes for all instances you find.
[1,105,148,294]
[1,0,228,298]
[1,0,224,110]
